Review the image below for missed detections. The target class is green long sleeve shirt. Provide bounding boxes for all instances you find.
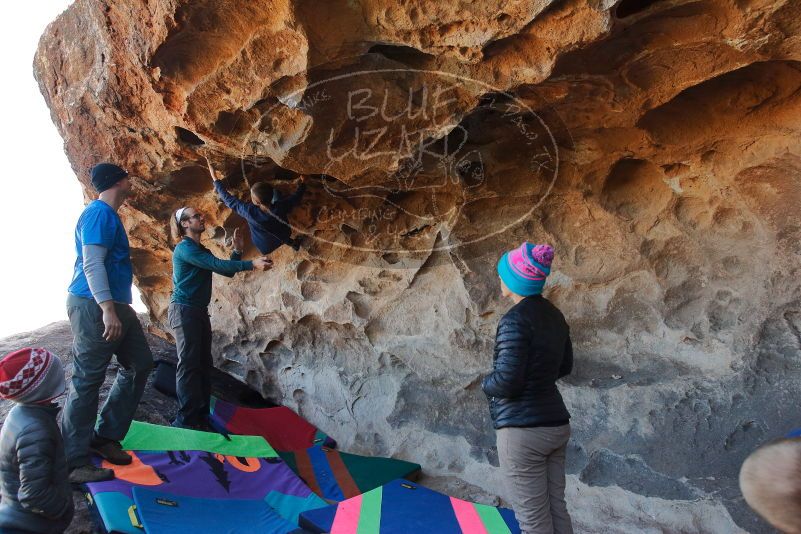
[170,237,253,308]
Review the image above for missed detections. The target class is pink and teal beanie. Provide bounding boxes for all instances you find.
[497,242,554,296]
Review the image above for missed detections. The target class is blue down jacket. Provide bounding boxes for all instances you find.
[482,295,573,429]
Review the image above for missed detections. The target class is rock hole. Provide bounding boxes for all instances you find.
[346,291,370,319]
[378,270,402,281]
[367,43,433,65]
[296,259,315,280]
[214,110,250,136]
[600,159,671,220]
[615,0,663,19]
[262,339,282,353]
[169,165,214,195]
[661,163,689,178]
[637,61,801,146]
[211,226,226,240]
[274,166,298,181]
[673,196,710,229]
[401,224,431,238]
[175,126,205,146]
[382,252,400,265]
[300,281,323,302]
[341,224,358,237]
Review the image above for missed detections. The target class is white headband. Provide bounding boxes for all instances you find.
[175,207,189,223]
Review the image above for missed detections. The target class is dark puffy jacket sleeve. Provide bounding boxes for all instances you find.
[482,316,530,399]
[16,425,71,519]
[213,180,262,223]
[559,334,573,378]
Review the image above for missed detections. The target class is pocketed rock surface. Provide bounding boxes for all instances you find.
[33,0,801,531]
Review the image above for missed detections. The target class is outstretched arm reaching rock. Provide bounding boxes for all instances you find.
[206,157,263,223]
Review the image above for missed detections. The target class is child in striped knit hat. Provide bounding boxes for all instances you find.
[0,348,74,533]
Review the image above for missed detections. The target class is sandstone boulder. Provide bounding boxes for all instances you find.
[34,0,801,531]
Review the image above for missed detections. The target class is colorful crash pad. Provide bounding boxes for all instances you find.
[120,419,275,457]
[299,479,520,534]
[132,487,304,534]
[210,397,337,451]
[279,447,421,501]
[85,449,326,533]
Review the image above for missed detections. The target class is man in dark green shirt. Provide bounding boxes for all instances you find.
[169,206,271,429]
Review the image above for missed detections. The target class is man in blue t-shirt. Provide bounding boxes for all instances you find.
[63,163,154,484]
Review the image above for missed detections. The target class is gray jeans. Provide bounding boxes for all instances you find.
[497,425,573,534]
[62,294,153,469]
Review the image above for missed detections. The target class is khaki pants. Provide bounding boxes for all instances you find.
[497,425,573,534]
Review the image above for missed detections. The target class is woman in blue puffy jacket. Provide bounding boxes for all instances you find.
[482,242,574,534]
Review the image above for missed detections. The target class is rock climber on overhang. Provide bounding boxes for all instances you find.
[205,156,308,255]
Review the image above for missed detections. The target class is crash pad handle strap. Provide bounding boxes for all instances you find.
[128,505,144,529]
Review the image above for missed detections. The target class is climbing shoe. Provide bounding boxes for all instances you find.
[69,464,115,484]
[90,435,132,465]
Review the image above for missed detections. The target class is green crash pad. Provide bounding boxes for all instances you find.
[120,420,276,457]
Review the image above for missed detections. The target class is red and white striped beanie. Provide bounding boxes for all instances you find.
[0,348,66,404]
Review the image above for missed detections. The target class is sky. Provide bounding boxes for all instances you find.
[0,2,147,339]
